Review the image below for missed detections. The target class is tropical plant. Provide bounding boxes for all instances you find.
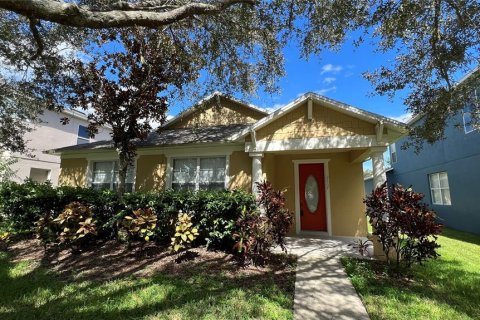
[364,182,443,270]
[349,239,373,257]
[233,181,294,265]
[256,181,293,253]
[170,212,199,253]
[121,207,157,243]
[53,202,97,250]
[0,231,11,251]
[35,212,57,249]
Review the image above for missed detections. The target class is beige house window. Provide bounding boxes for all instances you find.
[91,161,134,192]
[172,157,226,191]
[428,172,451,205]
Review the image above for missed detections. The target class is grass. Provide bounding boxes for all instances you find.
[343,228,480,320]
[0,251,295,320]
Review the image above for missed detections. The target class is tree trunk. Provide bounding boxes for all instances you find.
[117,152,129,202]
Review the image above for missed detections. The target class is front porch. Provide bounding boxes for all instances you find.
[248,148,388,238]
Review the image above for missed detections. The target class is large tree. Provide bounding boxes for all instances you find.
[57,28,197,197]
[0,0,479,153]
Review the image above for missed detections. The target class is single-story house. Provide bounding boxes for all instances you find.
[49,92,406,238]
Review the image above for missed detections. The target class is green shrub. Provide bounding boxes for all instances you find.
[0,182,256,249]
[0,180,57,233]
[35,212,57,249]
[0,231,11,251]
[53,202,97,250]
[120,207,157,243]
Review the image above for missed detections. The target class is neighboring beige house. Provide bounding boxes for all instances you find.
[50,92,405,237]
[9,109,112,185]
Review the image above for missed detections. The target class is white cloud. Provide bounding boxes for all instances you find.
[323,77,336,84]
[315,86,337,96]
[320,64,343,75]
[388,112,412,123]
[263,103,286,113]
[166,114,174,121]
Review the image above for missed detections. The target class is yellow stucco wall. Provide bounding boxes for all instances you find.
[256,101,376,141]
[135,154,167,191]
[272,152,367,237]
[58,150,367,238]
[58,158,88,187]
[168,98,266,129]
[228,151,252,191]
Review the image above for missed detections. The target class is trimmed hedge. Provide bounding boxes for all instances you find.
[0,181,256,249]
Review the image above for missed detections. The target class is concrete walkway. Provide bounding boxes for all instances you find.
[282,236,370,320]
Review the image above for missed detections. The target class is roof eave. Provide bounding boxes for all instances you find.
[229,92,407,141]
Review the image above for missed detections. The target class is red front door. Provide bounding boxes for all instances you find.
[299,163,327,231]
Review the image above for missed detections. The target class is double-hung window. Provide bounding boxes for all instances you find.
[77,125,90,144]
[428,172,451,205]
[171,156,226,191]
[91,161,135,192]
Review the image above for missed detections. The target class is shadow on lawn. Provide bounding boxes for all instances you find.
[441,228,480,246]
[0,250,296,320]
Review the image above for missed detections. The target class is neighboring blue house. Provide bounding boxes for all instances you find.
[365,73,480,235]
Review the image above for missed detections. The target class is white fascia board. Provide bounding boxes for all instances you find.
[230,92,407,141]
[245,136,388,153]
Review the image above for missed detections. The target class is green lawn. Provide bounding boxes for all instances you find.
[343,228,480,320]
[0,251,295,320]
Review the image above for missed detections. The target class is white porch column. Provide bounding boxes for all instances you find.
[249,152,264,193]
[371,147,387,188]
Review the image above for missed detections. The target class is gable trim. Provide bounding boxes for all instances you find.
[230,92,407,141]
[162,91,268,129]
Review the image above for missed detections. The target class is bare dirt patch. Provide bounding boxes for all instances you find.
[7,239,296,283]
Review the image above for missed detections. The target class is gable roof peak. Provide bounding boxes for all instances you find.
[161,91,268,129]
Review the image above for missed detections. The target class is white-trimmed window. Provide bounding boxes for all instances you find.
[91,161,135,192]
[77,125,90,144]
[389,143,397,164]
[171,156,227,191]
[428,172,451,205]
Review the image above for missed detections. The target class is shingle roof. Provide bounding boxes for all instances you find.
[48,124,250,154]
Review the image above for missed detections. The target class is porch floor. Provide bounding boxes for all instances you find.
[281,236,370,320]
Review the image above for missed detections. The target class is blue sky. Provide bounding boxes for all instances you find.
[167,39,412,123]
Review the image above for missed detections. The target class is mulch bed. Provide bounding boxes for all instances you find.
[6,239,297,284]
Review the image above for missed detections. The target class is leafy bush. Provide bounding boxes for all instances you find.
[120,207,157,243]
[364,182,443,269]
[123,189,256,248]
[0,180,58,232]
[53,202,97,250]
[170,212,199,253]
[35,213,57,249]
[0,182,257,251]
[233,181,294,265]
[0,231,11,251]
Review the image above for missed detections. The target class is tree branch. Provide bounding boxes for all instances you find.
[28,18,44,60]
[0,0,256,29]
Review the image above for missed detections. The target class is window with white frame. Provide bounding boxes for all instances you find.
[91,161,135,192]
[389,143,397,164]
[77,125,90,144]
[428,172,451,205]
[463,86,479,134]
[171,156,226,191]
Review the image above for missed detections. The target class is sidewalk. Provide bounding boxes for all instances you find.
[283,236,370,320]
